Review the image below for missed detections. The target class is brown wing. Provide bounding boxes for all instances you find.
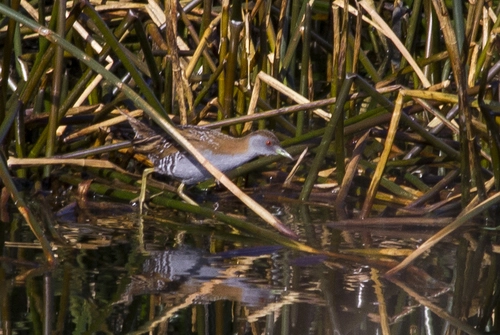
[119,112,175,160]
[132,134,177,159]
[124,112,214,160]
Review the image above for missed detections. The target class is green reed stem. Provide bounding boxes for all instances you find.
[353,76,460,160]
[82,5,166,117]
[359,160,418,201]
[28,10,135,159]
[452,0,465,55]
[44,0,67,178]
[347,33,380,82]
[300,75,354,201]
[133,18,161,96]
[201,0,212,77]
[193,58,226,109]
[0,0,20,122]
[222,18,243,120]
[218,0,229,118]
[297,4,311,136]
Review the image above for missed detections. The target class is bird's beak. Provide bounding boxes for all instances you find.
[276,148,293,160]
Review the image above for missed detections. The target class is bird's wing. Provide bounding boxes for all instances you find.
[122,111,216,159]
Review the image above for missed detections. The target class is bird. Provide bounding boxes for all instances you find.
[122,112,293,209]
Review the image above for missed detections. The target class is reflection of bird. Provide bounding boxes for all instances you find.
[122,112,293,207]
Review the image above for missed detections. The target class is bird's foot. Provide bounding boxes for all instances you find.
[177,183,198,206]
[138,168,155,215]
[129,194,151,212]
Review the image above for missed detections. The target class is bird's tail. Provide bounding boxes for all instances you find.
[117,109,159,140]
[118,109,169,157]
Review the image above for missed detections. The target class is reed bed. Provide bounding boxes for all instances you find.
[2,0,500,332]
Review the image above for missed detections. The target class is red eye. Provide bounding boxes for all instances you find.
[266,140,272,146]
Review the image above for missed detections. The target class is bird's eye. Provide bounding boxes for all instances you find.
[266,140,272,146]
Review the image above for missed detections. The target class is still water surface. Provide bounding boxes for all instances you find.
[0,196,495,334]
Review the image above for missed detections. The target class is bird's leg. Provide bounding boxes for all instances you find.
[137,170,198,209]
[139,167,155,214]
[177,183,199,206]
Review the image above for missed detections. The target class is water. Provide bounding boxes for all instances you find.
[0,195,496,334]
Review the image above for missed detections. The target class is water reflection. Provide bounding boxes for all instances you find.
[0,201,496,334]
